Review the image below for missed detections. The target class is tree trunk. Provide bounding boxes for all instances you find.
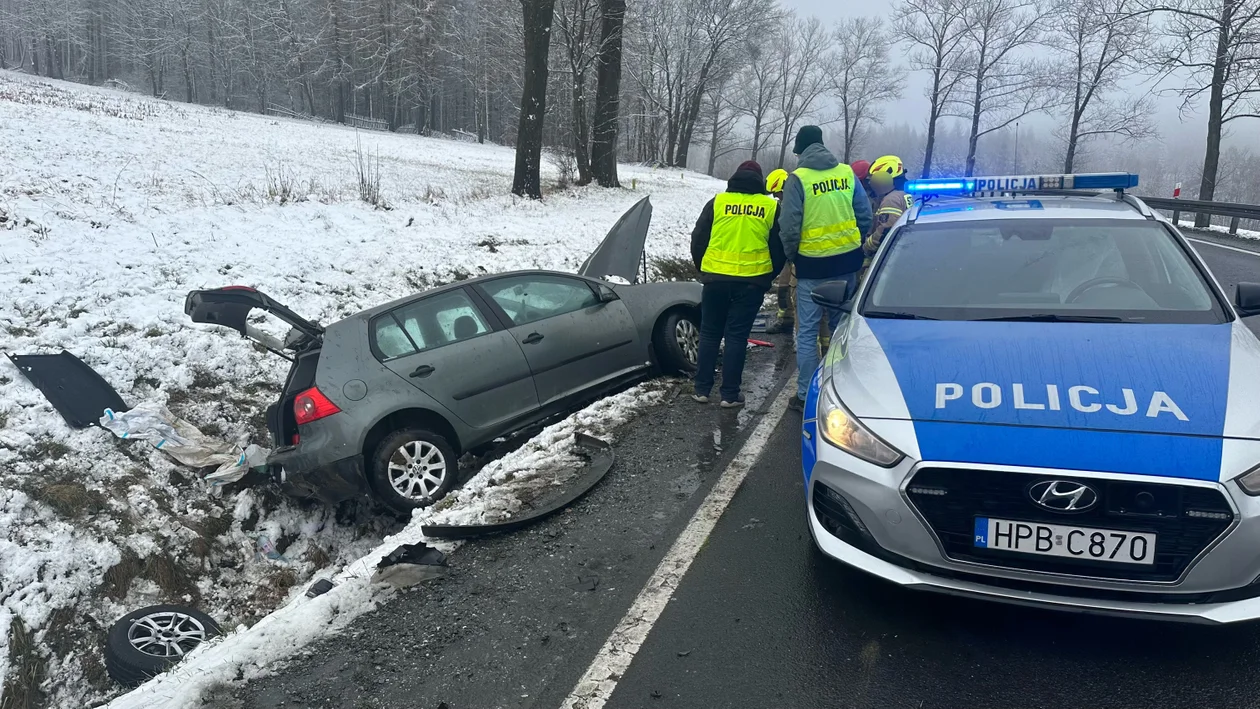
[512,0,558,199]
[573,78,593,185]
[923,69,943,178]
[965,69,984,177]
[591,0,625,188]
[1196,0,1233,227]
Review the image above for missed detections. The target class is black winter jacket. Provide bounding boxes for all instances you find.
[690,169,787,289]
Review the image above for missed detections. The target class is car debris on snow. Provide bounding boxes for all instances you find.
[101,402,270,486]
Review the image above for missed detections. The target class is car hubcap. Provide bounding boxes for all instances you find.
[387,440,447,501]
[127,612,208,658]
[676,319,699,365]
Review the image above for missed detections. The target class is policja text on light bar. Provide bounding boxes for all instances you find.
[905,172,1140,196]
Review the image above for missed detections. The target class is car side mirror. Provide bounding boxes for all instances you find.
[1236,283,1260,317]
[597,284,619,303]
[810,280,852,312]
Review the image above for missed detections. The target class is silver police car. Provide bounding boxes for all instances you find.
[803,172,1260,623]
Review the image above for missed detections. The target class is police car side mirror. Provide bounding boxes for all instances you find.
[810,280,852,312]
[1236,283,1260,317]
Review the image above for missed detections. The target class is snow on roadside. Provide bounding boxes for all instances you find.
[1177,219,1260,241]
[103,380,675,709]
[0,69,720,708]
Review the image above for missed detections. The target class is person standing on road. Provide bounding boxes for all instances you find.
[860,155,913,283]
[850,159,876,229]
[778,126,873,412]
[764,168,795,337]
[690,160,786,408]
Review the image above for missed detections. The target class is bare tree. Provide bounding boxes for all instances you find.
[731,34,784,162]
[1053,0,1155,172]
[590,0,624,187]
[951,0,1057,175]
[512,0,557,199]
[895,0,969,177]
[701,78,744,175]
[771,14,832,168]
[1143,0,1260,221]
[554,0,599,184]
[831,17,904,162]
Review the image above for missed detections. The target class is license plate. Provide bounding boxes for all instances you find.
[974,517,1155,565]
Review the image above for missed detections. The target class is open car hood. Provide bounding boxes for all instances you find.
[579,196,652,283]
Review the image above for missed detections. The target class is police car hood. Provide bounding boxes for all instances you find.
[831,316,1260,481]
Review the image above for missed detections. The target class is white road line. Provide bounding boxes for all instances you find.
[1187,237,1260,257]
[560,382,794,709]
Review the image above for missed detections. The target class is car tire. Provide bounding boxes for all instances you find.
[105,605,221,688]
[368,428,458,515]
[654,311,699,375]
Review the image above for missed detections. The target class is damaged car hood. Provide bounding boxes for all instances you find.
[579,196,652,283]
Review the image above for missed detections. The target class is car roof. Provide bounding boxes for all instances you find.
[911,194,1150,225]
[352,269,604,321]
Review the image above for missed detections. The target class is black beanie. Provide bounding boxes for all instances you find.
[793,125,823,155]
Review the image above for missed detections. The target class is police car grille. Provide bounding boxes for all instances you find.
[906,467,1234,583]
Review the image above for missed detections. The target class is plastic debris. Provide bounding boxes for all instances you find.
[371,543,448,588]
[305,579,335,598]
[100,402,269,486]
[254,535,288,563]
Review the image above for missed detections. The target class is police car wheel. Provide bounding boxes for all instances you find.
[654,311,699,374]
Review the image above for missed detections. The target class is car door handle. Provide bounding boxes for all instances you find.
[522,332,544,345]
[410,365,435,378]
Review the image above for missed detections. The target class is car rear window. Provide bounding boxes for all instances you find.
[864,218,1227,323]
[372,290,490,359]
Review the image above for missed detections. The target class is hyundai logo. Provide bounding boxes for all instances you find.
[1029,480,1099,513]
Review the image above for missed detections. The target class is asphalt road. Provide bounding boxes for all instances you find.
[1188,233,1260,335]
[204,239,1258,709]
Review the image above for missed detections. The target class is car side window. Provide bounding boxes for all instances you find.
[484,275,600,327]
[372,290,490,360]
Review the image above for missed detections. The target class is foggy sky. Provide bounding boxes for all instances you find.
[779,0,1258,154]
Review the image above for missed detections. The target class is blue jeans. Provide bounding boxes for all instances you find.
[795,275,856,399]
[693,280,765,402]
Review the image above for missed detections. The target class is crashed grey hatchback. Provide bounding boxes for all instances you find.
[185,199,701,514]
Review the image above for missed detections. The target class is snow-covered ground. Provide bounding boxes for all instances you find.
[1176,219,1260,241]
[0,70,720,708]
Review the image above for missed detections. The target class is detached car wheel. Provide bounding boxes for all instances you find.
[654,311,699,374]
[105,605,221,687]
[370,428,458,515]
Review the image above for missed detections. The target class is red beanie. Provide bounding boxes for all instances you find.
[735,160,763,178]
[851,160,871,181]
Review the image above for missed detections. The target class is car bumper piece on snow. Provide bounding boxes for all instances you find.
[807,451,1260,624]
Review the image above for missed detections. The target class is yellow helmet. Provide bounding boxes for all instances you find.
[868,155,905,184]
[766,168,789,194]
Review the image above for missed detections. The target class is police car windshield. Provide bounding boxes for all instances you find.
[864,218,1226,324]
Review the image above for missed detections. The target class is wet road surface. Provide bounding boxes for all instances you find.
[204,237,1258,709]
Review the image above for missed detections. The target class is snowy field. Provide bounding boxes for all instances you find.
[0,70,721,707]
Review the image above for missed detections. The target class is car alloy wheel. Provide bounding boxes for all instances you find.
[126,610,211,658]
[675,318,699,367]
[387,440,448,502]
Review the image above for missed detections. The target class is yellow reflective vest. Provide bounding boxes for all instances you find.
[702,192,778,277]
[793,164,862,258]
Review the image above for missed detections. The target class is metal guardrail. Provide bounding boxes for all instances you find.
[1137,196,1260,235]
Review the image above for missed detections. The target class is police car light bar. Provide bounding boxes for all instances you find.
[905,172,1139,196]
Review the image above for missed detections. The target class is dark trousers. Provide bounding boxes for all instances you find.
[694,280,766,401]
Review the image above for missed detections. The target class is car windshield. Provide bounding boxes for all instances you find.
[863,218,1226,323]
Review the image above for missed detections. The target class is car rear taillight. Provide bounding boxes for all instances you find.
[294,387,341,425]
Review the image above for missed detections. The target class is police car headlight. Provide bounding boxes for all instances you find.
[1237,464,1260,496]
[818,382,903,467]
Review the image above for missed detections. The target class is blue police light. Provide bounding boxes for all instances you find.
[905,172,1139,196]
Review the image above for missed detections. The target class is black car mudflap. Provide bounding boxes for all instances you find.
[270,447,368,504]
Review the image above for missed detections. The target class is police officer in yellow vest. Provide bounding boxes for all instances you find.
[690,160,786,407]
[778,126,873,411]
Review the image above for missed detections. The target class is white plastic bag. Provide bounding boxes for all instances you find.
[101,403,269,486]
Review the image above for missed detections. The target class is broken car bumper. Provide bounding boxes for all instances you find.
[269,447,368,504]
